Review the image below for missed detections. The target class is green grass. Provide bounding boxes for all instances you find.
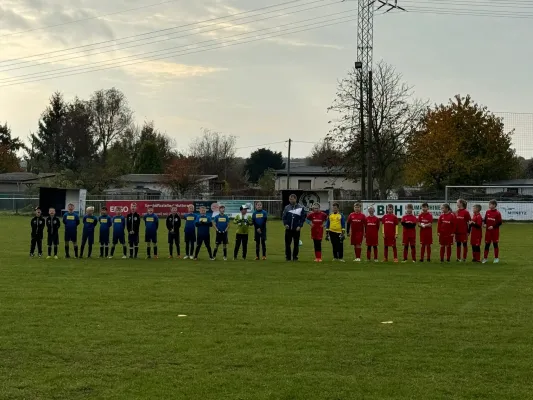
[1,216,533,399]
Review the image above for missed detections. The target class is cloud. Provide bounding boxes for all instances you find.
[0,6,31,32]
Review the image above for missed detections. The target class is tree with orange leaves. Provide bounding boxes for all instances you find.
[161,156,202,198]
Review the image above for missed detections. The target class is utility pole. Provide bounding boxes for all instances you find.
[359,71,366,199]
[366,70,373,200]
[286,138,292,190]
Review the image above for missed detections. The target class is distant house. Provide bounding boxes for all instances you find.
[106,174,219,197]
[274,166,359,191]
[483,179,533,196]
[0,172,56,193]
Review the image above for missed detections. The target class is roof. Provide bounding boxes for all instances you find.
[274,165,346,177]
[0,172,56,183]
[483,179,533,186]
[119,174,218,183]
[104,187,161,194]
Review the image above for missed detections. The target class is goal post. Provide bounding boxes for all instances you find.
[445,185,533,221]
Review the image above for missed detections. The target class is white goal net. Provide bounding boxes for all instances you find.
[445,185,533,221]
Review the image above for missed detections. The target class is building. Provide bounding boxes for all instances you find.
[106,174,219,197]
[483,179,533,196]
[274,166,360,191]
[0,172,56,193]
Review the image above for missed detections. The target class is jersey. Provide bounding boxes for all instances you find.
[326,212,345,234]
[126,212,141,234]
[381,214,399,238]
[484,209,502,243]
[455,209,471,235]
[306,211,328,240]
[82,215,98,234]
[213,214,229,233]
[166,213,181,232]
[234,214,252,235]
[401,214,417,239]
[99,215,112,234]
[31,216,46,238]
[418,211,433,245]
[112,215,126,236]
[365,215,380,246]
[196,214,212,237]
[62,212,80,231]
[143,213,159,234]
[347,212,366,235]
[470,213,483,245]
[438,212,456,237]
[252,210,268,233]
[183,213,197,234]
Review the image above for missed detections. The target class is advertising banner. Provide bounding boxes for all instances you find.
[215,200,254,218]
[105,200,194,216]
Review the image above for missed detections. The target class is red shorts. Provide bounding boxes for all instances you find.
[470,234,482,246]
[366,235,378,247]
[384,236,396,247]
[439,234,454,246]
[485,229,500,243]
[420,233,433,245]
[403,236,416,246]
[455,233,468,243]
[351,232,364,246]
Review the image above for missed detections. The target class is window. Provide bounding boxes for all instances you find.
[506,188,519,194]
[298,180,312,190]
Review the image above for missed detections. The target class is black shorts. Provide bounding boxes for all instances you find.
[128,232,139,245]
[254,231,267,242]
[64,231,77,243]
[47,234,59,246]
[82,232,95,245]
[145,232,158,243]
[215,231,228,245]
[113,234,125,245]
[185,231,196,243]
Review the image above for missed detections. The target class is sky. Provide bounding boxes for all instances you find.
[1,0,532,160]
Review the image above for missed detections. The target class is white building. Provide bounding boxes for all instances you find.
[483,179,533,195]
[274,166,360,191]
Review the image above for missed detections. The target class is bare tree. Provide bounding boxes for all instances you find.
[327,61,427,199]
[89,88,133,163]
[307,138,342,167]
[188,128,237,180]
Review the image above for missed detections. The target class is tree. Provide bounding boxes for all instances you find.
[257,168,276,195]
[135,121,176,169]
[63,98,98,171]
[327,61,426,199]
[161,157,202,197]
[89,88,133,163]
[524,159,533,179]
[307,139,342,167]
[188,129,236,179]
[0,145,20,173]
[0,122,23,152]
[404,95,520,190]
[135,141,164,174]
[244,148,284,183]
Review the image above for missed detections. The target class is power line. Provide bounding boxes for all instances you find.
[236,141,288,150]
[0,0,185,38]
[0,0,339,72]
[404,7,533,18]
[0,11,357,86]
[0,0,313,67]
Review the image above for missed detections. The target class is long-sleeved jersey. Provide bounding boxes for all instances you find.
[401,214,417,239]
[438,212,456,237]
[82,214,98,234]
[143,213,159,234]
[455,209,471,234]
[31,216,46,238]
[46,216,61,236]
[252,210,268,232]
[112,215,126,235]
[213,214,229,232]
[99,215,112,234]
[347,212,366,235]
[183,213,197,234]
[234,213,252,235]
[484,209,503,230]
[326,212,346,234]
[381,214,399,238]
[62,212,80,231]
[306,211,328,240]
[195,214,212,237]
[166,213,181,232]
[126,212,141,234]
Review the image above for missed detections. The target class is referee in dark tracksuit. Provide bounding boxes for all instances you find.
[282,194,306,261]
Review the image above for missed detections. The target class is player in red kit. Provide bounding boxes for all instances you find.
[365,206,380,262]
[483,199,502,264]
[305,203,328,262]
[401,204,417,263]
[347,203,366,262]
[455,199,471,262]
[469,204,483,262]
[418,202,433,262]
[381,204,399,262]
[438,203,456,262]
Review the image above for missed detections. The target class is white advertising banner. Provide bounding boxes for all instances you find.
[361,201,533,221]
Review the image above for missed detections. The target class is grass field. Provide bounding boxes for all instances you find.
[2,216,533,399]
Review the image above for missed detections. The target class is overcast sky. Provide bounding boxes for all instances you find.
[1,0,532,159]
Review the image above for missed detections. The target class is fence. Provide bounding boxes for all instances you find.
[0,195,39,214]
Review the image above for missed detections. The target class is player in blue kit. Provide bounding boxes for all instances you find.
[183,204,197,259]
[144,205,159,259]
[110,208,127,259]
[80,206,98,258]
[62,203,80,258]
[212,205,229,260]
[252,202,268,260]
[194,206,213,260]
[99,207,112,258]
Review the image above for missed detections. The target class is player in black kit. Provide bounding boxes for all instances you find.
[126,203,141,258]
[30,207,45,257]
[46,207,61,259]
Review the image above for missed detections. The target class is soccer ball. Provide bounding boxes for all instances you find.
[299,240,303,246]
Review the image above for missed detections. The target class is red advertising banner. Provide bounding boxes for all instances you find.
[105,200,197,216]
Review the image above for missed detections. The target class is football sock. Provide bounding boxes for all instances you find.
[100,246,104,257]
[403,246,408,260]
[88,244,93,257]
[494,243,499,258]
[154,246,158,256]
[223,247,227,258]
[48,246,52,257]
[123,246,127,256]
[446,245,451,261]
[367,246,371,260]
[110,246,115,256]
[427,245,431,260]
[213,245,219,258]
[456,244,461,260]
[440,246,445,261]
[54,246,58,256]
[134,246,139,258]
[147,247,151,257]
[373,246,378,260]
[463,244,468,260]
[484,243,490,259]
[169,244,173,256]
[411,245,416,260]
[74,245,78,258]
[421,245,425,260]
[384,246,388,260]
[104,246,109,257]
[392,246,398,259]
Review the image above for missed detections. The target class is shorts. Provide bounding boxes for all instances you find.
[64,231,77,243]
[455,233,468,243]
[47,234,59,246]
[185,231,196,243]
[145,232,158,243]
[168,232,180,244]
[128,232,139,245]
[470,234,482,246]
[82,232,94,245]
[485,229,499,243]
[254,231,266,242]
[99,232,110,245]
[216,231,228,245]
[383,236,396,247]
[113,234,125,245]
[366,235,378,247]
[402,236,416,246]
[350,232,364,246]
[439,234,454,246]
[420,233,433,245]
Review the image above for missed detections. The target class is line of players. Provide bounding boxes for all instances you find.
[29,202,269,260]
[305,199,502,264]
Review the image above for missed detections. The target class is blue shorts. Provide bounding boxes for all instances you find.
[64,230,77,243]
[113,234,125,245]
[145,232,158,243]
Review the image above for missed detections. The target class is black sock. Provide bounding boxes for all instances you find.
[123,246,127,256]
[134,246,139,258]
[105,246,109,257]
[213,246,219,257]
[100,246,104,257]
[48,246,52,256]
[169,244,173,256]
[147,247,151,257]
[110,246,115,256]
[256,243,260,258]
[194,245,201,259]
[54,246,58,256]
[223,247,227,258]
[176,245,180,256]
[80,245,85,257]
[74,246,78,258]
[154,246,158,256]
[130,246,134,258]
[65,245,70,257]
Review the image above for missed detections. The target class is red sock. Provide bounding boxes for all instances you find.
[411,246,416,260]
[463,245,468,260]
[440,246,445,260]
[384,247,388,261]
[315,251,319,259]
[356,247,362,258]
[456,245,461,260]
[393,246,398,259]
[403,247,408,260]
[446,245,452,261]
[495,246,499,258]
[317,251,322,260]
[373,247,378,260]
[427,245,431,260]
[367,248,371,260]
[421,245,425,260]
[474,251,480,261]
